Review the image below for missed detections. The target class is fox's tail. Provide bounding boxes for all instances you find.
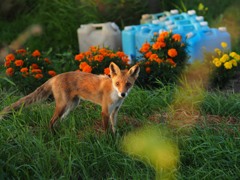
[0,80,52,119]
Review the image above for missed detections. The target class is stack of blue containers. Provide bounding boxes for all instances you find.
[122,9,231,63]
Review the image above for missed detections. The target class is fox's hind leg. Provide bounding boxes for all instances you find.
[49,96,80,130]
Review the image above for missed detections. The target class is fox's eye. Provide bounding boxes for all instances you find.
[116,82,120,86]
[126,82,132,87]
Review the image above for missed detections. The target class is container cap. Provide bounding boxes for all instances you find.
[186,32,194,39]
[111,22,119,31]
[188,10,196,15]
[152,19,160,24]
[200,21,208,26]
[167,24,177,30]
[159,16,167,22]
[124,26,133,31]
[159,29,166,34]
[170,9,179,14]
[142,14,151,19]
[218,27,227,31]
[165,20,173,26]
[196,16,204,21]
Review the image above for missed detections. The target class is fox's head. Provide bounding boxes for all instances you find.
[109,62,140,98]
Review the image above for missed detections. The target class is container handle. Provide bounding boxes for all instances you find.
[91,23,104,30]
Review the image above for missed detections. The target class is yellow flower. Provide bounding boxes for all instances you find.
[236,55,240,61]
[230,59,237,67]
[198,3,205,11]
[220,54,229,63]
[214,48,222,56]
[224,61,232,69]
[213,58,219,64]
[221,42,228,49]
[214,60,222,67]
[230,52,237,58]
[230,52,240,61]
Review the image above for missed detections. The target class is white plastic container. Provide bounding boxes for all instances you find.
[77,22,122,52]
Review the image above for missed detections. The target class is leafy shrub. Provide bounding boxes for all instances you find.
[3,48,57,94]
[208,42,240,88]
[136,31,189,88]
[74,46,130,75]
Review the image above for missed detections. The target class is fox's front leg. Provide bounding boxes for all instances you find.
[110,106,120,134]
[101,105,109,131]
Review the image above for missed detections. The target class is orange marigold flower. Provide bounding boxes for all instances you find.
[94,54,104,62]
[35,74,43,79]
[155,58,163,64]
[149,54,159,61]
[116,51,125,58]
[82,64,92,73]
[31,63,39,69]
[152,41,166,50]
[122,56,130,64]
[99,48,108,55]
[5,54,15,62]
[6,67,14,76]
[157,36,165,42]
[168,48,178,58]
[32,50,41,57]
[87,56,93,61]
[104,67,110,75]
[152,42,161,50]
[145,51,152,58]
[160,31,169,38]
[79,62,88,70]
[16,49,27,54]
[110,53,117,58]
[75,53,85,61]
[84,51,92,57]
[145,67,151,74]
[14,59,24,67]
[44,58,51,64]
[172,34,181,42]
[90,46,98,52]
[167,58,176,67]
[140,42,151,53]
[20,67,28,73]
[31,69,42,74]
[157,31,169,42]
[48,70,57,77]
[21,67,29,77]
[4,61,11,67]
[145,61,151,65]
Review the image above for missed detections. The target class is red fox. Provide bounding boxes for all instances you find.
[0,62,140,133]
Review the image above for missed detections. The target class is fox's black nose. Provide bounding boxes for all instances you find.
[121,93,126,97]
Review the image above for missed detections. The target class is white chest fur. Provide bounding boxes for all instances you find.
[109,89,124,114]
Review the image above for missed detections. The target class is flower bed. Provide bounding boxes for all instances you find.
[136,31,189,88]
[208,42,240,89]
[4,49,56,93]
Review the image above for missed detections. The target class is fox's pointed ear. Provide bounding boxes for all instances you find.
[128,64,140,80]
[109,62,121,77]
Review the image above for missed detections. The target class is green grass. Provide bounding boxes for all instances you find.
[0,85,240,179]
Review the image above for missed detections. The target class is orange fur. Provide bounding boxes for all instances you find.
[0,62,140,133]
